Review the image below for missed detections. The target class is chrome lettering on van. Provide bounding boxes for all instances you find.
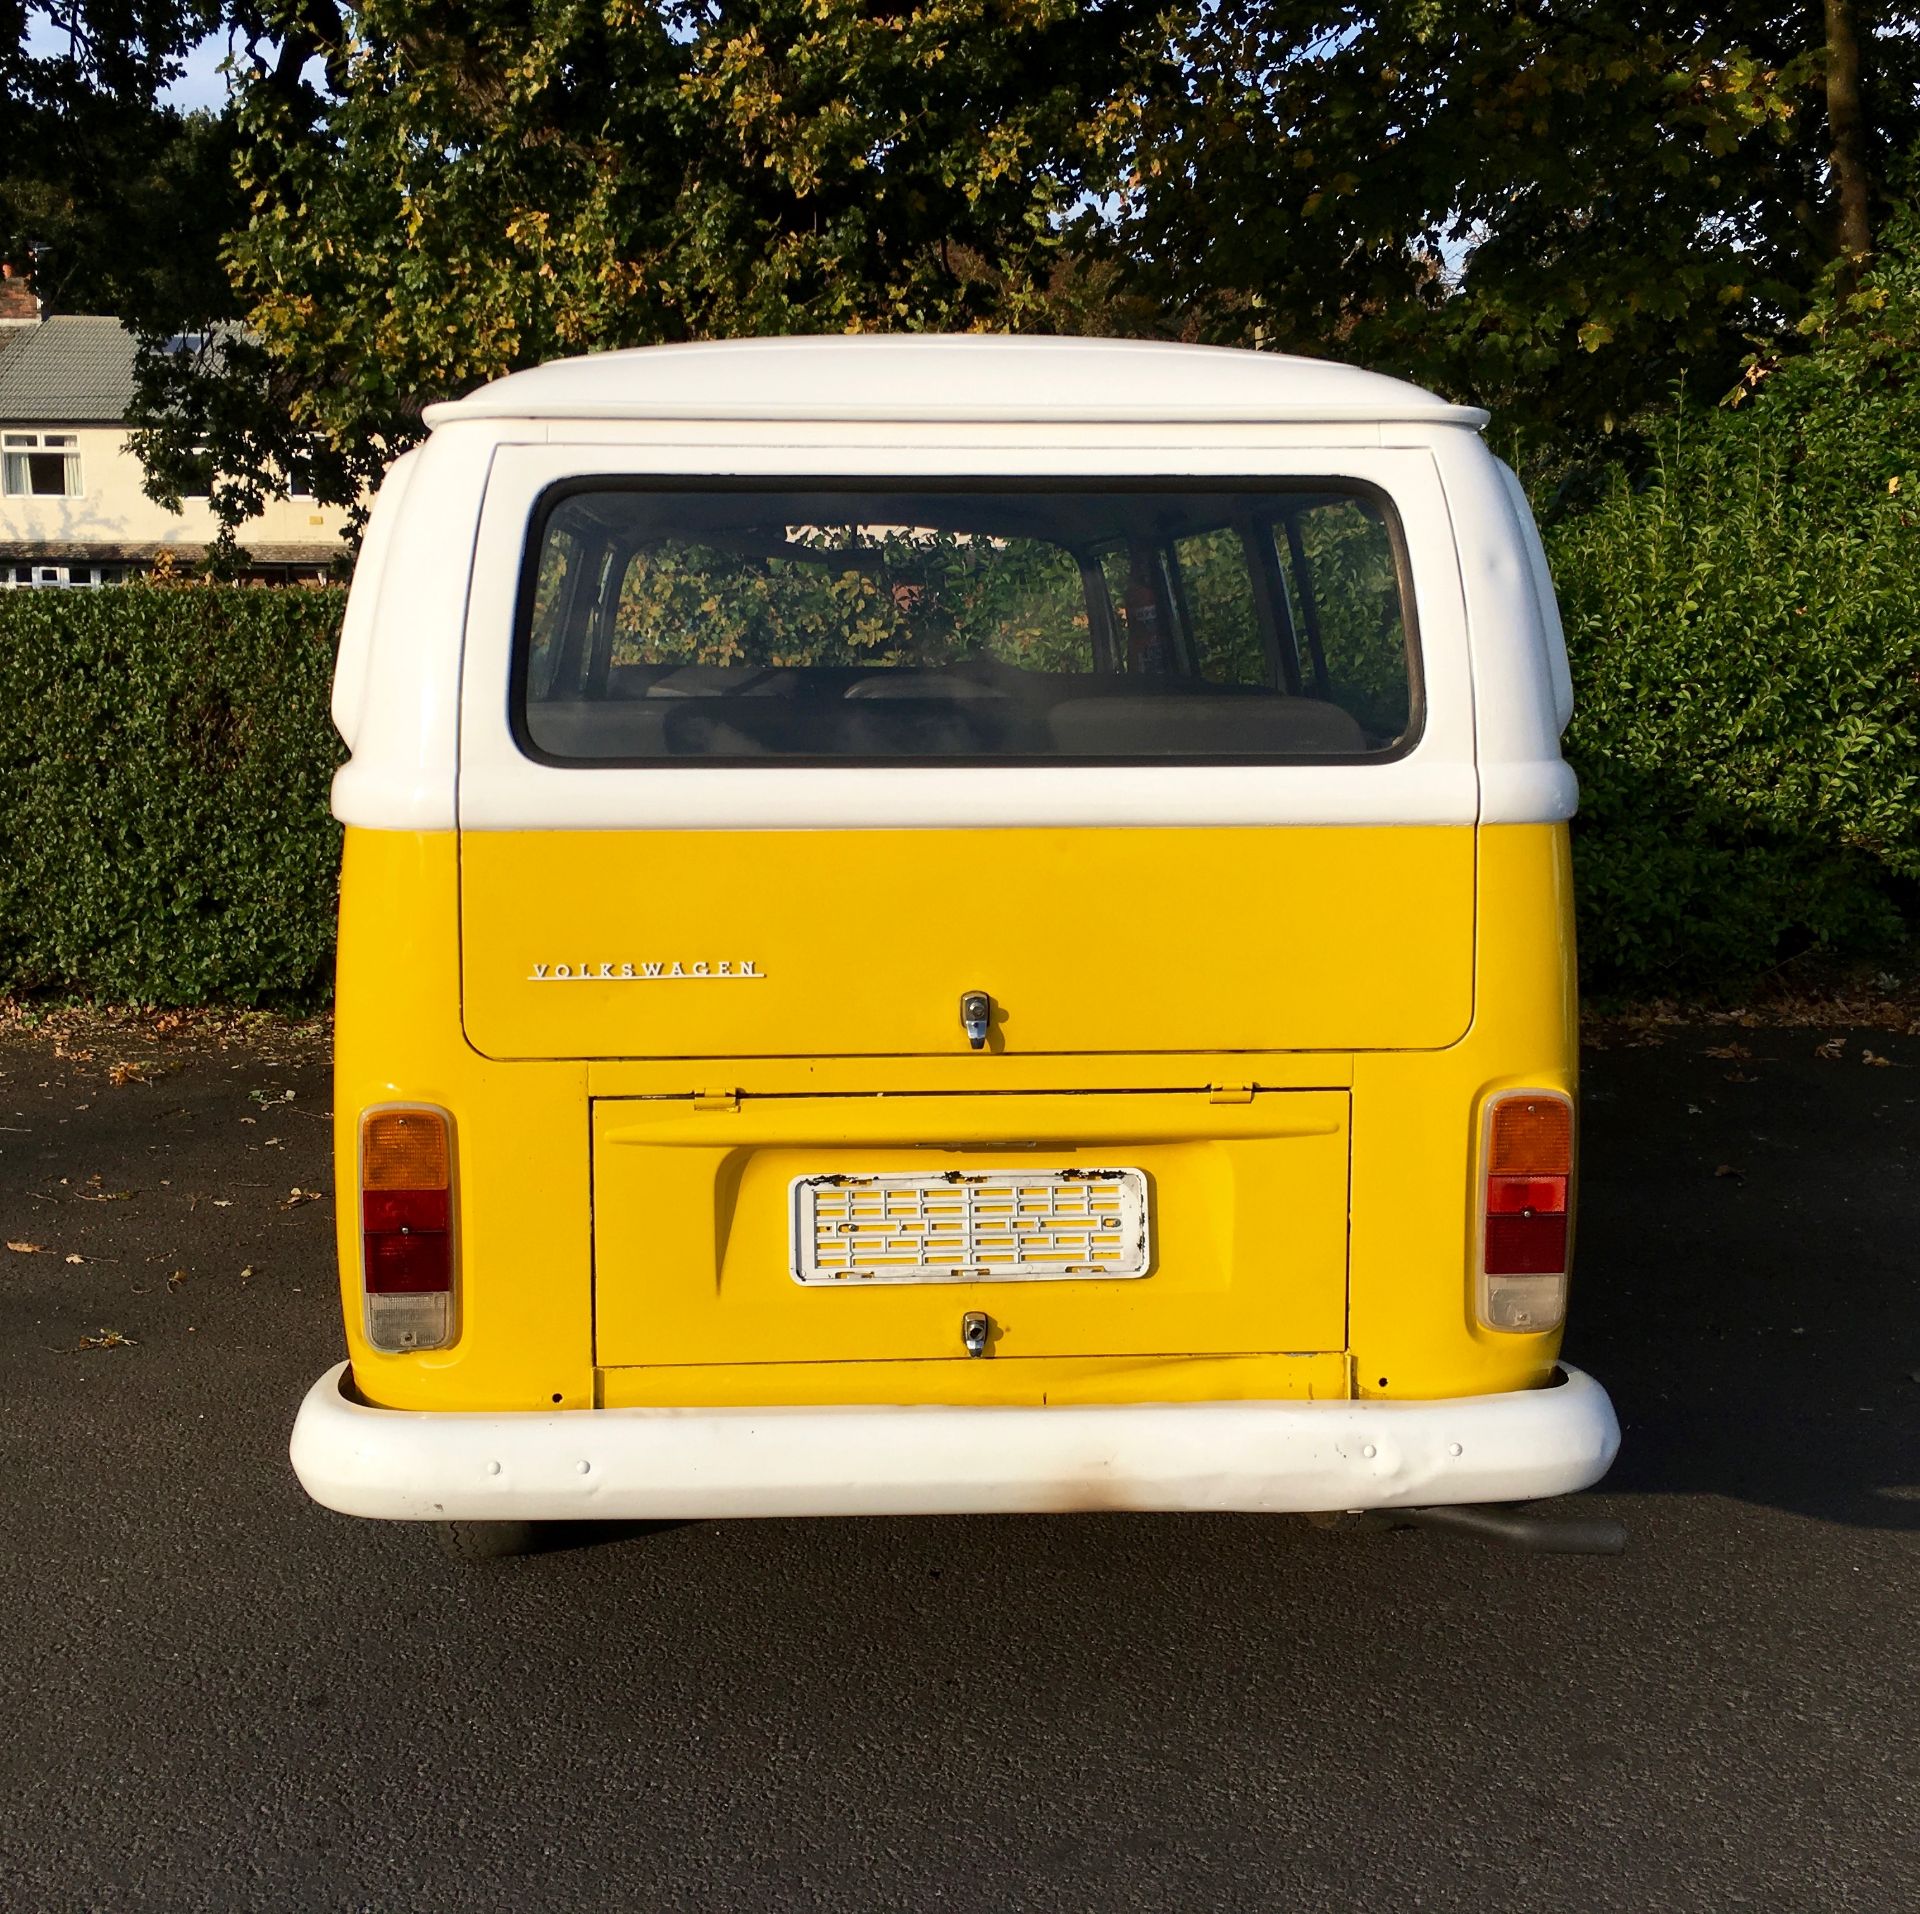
[527,959,765,982]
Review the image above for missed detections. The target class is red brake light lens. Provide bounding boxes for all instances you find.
[1484,1211,1570,1275]
[1485,1174,1569,1217]
[364,1229,452,1294]
[361,1188,450,1236]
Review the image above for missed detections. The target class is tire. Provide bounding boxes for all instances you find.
[432,1518,543,1561]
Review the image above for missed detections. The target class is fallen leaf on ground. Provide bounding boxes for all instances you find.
[1861,1049,1894,1067]
[1714,1164,1745,1181]
[6,1240,48,1254]
[166,1270,187,1292]
[75,1328,136,1351]
[239,1264,258,1281]
[1814,1036,1847,1060]
[107,1061,152,1086]
[1703,1042,1752,1061]
[1723,1070,1758,1083]
[64,1253,84,1265]
[279,1188,322,1210]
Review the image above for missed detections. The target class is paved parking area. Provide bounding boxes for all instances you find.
[1,1012,1916,1912]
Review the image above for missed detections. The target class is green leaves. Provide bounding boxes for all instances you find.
[1108,4,1920,436]
[0,587,346,1006]
[1543,212,1920,985]
[160,0,1154,504]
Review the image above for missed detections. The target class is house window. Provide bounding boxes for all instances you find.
[2,432,82,497]
[1,562,115,588]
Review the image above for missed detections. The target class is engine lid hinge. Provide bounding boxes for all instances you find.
[692,1086,741,1112]
[1208,1082,1256,1104]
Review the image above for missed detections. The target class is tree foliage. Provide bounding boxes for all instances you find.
[0,1,235,326]
[1543,199,1920,981]
[1112,4,1920,430]
[11,4,1920,563]
[126,0,1154,535]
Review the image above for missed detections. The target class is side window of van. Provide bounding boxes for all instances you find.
[1271,496,1413,743]
[1169,528,1264,687]
[527,524,596,699]
[514,486,1417,764]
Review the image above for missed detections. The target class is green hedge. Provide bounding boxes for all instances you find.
[1545,417,1920,985]
[0,585,346,1006]
[1539,218,1920,987]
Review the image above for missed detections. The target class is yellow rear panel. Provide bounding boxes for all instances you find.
[590,1088,1350,1369]
[335,822,1576,1415]
[459,825,1474,1059]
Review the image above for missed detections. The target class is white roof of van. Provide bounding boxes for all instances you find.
[423,335,1488,429]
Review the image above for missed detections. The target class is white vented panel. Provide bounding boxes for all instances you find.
[791,1169,1151,1286]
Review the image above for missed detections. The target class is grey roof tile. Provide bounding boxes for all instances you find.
[0,316,138,423]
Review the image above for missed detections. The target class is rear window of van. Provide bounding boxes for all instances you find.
[513,483,1419,765]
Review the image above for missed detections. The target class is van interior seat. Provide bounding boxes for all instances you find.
[1046,694,1368,756]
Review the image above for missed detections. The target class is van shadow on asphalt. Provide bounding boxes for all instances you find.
[1570,1025,1920,1530]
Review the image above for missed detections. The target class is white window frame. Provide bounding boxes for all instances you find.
[2,431,82,499]
[451,436,1480,834]
[0,562,114,589]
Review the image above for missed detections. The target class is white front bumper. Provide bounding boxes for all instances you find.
[290,1362,1619,1522]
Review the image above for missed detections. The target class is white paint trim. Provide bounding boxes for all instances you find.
[289,1361,1619,1521]
[1430,433,1575,826]
[450,763,1484,833]
[1479,760,1579,825]
[422,335,1491,431]
[331,446,419,749]
[331,425,535,833]
[1495,457,1574,734]
[325,407,1580,834]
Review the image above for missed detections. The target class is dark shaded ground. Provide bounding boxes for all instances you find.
[1,1018,1916,1913]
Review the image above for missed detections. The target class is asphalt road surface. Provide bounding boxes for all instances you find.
[2,1013,1916,1913]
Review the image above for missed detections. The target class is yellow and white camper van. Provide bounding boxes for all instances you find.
[290,337,1620,1554]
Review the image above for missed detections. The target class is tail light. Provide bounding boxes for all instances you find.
[1478,1090,1573,1333]
[360,1106,456,1352]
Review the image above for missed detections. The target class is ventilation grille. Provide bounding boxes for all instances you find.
[791,1168,1151,1286]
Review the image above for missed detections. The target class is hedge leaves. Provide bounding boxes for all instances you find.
[0,587,345,1005]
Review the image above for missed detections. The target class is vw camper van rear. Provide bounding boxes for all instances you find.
[291,337,1619,1548]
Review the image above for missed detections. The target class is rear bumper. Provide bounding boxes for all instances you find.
[290,1362,1619,1522]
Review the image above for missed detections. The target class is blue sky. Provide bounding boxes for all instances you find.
[23,14,231,113]
[162,34,231,111]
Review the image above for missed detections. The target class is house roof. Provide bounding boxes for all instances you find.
[424,335,1489,430]
[0,315,138,424]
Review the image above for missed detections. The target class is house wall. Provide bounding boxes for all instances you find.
[0,423,352,557]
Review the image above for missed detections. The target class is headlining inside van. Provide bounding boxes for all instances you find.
[515,484,1419,765]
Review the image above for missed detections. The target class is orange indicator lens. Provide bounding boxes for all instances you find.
[362,1109,450,1191]
[1489,1097,1572,1176]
